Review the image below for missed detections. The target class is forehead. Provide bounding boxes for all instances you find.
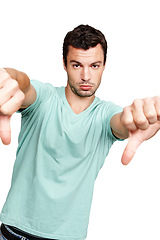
[67,44,104,63]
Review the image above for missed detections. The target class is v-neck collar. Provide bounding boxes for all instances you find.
[61,87,98,117]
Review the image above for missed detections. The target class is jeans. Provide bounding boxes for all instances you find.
[0,224,59,240]
[0,227,5,240]
[0,224,28,240]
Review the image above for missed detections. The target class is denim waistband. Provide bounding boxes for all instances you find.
[1,224,58,240]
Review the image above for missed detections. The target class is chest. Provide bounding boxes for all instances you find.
[40,103,104,159]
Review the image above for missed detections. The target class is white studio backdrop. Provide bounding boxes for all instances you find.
[0,0,160,239]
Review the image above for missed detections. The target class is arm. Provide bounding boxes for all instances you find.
[110,97,160,165]
[110,112,129,140]
[0,68,36,145]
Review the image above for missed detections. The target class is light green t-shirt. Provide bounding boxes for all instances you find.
[0,80,123,240]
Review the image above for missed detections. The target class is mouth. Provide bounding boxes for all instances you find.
[79,85,93,91]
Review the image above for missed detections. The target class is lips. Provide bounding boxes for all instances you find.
[79,85,92,90]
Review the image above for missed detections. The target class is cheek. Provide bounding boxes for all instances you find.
[93,71,103,84]
[68,70,80,83]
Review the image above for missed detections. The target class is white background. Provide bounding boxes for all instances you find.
[0,0,160,239]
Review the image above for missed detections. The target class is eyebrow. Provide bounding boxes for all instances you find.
[70,60,81,64]
[70,60,103,65]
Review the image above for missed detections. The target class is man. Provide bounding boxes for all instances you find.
[0,25,160,240]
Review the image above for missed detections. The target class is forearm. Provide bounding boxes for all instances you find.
[110,112,129,139]
[4,68,30,93]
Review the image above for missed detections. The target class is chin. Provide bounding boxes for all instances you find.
[77,90,96,98]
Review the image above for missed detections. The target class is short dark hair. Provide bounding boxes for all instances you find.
[63,24,107,67]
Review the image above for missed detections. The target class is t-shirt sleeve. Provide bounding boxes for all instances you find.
[17,80,55,116]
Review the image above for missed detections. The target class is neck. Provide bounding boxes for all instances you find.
[65,83,95,114]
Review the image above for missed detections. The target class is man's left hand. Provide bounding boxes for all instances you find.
[112,97,160,165]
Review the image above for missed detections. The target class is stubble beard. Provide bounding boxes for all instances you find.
[68,80,98,98]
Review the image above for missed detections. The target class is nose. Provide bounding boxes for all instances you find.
[81,67,91,81]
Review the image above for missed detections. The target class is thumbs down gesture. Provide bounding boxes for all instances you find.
[0,68,25,145]
[111,97,160,165]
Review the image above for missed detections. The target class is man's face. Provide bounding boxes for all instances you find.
[64,44,106,98]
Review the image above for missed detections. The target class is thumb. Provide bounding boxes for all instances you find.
[121,133,142,165]
[0,115,11,145]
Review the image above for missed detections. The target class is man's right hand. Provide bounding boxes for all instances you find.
[0,68,25,145]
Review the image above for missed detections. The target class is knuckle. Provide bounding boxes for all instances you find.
[121,107,133,126]
[0,68,10,80]
[0,106,10,116]
[122,106,131,115]
[144,96,151,101]
[154,96,160,104]
[134,117,147,126]
[132,99,143,110]
[122,117,133,127]
[154,95,160,100]
[146,111,156,120]
[10,79,19,90]
[144,97,153,104]
[132,99,141,106]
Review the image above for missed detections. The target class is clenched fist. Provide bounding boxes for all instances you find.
[111,97,160,165]
[0,68,25,145]
[121,97,160,165]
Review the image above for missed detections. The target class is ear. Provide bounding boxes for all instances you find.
[63,58,67,71]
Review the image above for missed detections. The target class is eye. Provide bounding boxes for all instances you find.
[73,64,81,69]
[92,64,99,69]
